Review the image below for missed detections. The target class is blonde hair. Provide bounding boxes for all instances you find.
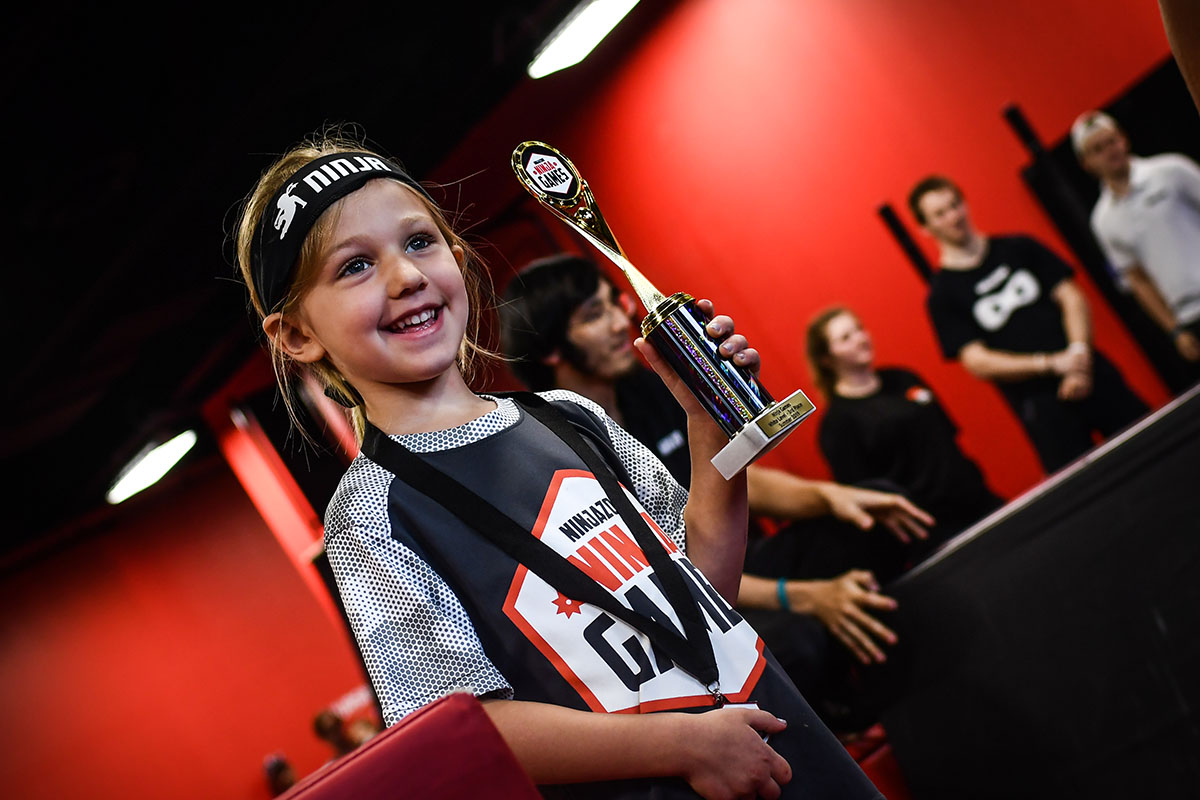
[234,129,498,442]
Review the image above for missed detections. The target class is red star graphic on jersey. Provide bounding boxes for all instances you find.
[552,592,583,618]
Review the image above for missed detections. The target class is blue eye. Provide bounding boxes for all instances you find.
[340,257,372,277]
[406,233,435,253]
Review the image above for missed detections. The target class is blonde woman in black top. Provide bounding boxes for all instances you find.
[807,307,1003,555]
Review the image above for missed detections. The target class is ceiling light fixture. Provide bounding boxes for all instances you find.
[106,430,198,505]
[527,0,641,79]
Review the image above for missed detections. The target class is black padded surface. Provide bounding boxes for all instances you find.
[870,387,1200,799]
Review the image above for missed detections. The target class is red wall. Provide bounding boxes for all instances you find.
[2,4,1183,797]
[0,457,369,800]
[436,0,1174,500]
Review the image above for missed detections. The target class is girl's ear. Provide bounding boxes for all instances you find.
[451,244,466,269]
[540,350,562,367]
[262,312,327,364]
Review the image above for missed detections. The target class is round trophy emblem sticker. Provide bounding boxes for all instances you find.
[521,145,580,201]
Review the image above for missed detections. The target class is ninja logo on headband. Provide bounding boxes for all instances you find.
[274,183,307,239]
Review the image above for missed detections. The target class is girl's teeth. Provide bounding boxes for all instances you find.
[398,309,436,329]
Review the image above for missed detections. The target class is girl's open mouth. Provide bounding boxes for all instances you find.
[388,306,441,334]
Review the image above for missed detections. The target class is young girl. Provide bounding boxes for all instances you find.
[807,307,1004,554]
[235,133,882,799]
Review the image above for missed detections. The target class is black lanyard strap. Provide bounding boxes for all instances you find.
[513,393,720,685]
[359,393,721,691]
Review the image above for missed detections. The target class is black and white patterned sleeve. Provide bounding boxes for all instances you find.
[540,389,690,552]
[323,460,512,726]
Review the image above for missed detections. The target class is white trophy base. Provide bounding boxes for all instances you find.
[710,388,816,480]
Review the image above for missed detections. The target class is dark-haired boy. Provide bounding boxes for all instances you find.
[908,176,1147,473]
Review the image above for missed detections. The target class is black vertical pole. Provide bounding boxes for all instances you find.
[878,203,933,284]
[1002,103,1097,238]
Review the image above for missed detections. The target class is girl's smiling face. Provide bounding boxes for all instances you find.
[824,311,874,374]
[287,179,470,399]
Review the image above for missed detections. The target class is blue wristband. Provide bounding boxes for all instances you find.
[776,577,790,612]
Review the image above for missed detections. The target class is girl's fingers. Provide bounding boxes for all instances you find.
[696,301,761,374]
[705,314,735,338]
[768,747,792,787]
[745,709,789,735]
[718,334,749,356]
[758,779,783,800]
[732,348,761,374]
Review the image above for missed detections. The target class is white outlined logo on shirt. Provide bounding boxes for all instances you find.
[972,266,1040,331]
[503,469,765,713]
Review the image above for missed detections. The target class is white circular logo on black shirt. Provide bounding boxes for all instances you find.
[972,267,1040,331]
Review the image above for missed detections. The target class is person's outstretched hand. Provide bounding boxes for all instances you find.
[790,570,899,664]
[817,482,933,543]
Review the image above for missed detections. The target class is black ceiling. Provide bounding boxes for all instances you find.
[2,2,588,564]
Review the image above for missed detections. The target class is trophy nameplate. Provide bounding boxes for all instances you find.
[511,141,814,479]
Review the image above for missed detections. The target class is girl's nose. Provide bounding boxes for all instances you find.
[384,257,428,297]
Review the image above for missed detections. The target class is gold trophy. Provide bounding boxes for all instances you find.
[512,141,815,479]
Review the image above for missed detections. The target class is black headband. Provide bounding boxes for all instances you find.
[250,152,435,313]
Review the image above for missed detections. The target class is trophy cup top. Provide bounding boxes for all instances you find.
[512,140,669,314]
[512,142,583,206]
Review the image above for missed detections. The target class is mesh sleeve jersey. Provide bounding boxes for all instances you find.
[323,390,689,726]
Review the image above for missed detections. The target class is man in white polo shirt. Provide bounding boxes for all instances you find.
[1074,110,1200,368]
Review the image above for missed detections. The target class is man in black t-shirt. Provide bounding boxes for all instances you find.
[908,175,1148,473]
[500,253,940,730]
